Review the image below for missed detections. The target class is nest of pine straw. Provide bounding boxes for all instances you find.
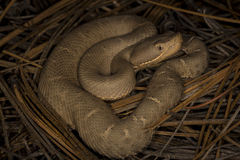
[1,0,240,159]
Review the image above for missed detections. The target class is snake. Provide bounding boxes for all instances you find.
[38,15,209,158]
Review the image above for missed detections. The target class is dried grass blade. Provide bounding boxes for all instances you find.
[144,0,240,24]
[0,75,53,159]
[0,0,77,47]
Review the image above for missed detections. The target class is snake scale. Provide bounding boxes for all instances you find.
[38,15,209,158]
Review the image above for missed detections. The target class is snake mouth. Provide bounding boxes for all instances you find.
[134,32,183,70]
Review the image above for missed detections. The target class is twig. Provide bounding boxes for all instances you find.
[2,50,43,68]
[194,104,240,159]
[185,81,240,109]
[0,0,77,47]
[144,0,240,24]
[0,0,16,22]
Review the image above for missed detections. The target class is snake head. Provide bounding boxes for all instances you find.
[131,32,182,70]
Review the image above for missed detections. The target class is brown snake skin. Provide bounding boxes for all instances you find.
[38,15,209,158]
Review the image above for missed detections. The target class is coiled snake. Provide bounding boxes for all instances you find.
[38,15,209,158]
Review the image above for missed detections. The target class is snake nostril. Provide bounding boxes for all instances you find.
[158,45,162,50]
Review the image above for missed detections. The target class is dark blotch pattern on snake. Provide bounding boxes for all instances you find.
[38,15,209,158]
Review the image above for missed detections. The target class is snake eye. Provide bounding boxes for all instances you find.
[158,45,162,50]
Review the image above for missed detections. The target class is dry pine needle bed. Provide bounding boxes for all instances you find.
[0,0,240,159]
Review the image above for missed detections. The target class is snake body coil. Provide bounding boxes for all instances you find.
[39,15,209,158]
